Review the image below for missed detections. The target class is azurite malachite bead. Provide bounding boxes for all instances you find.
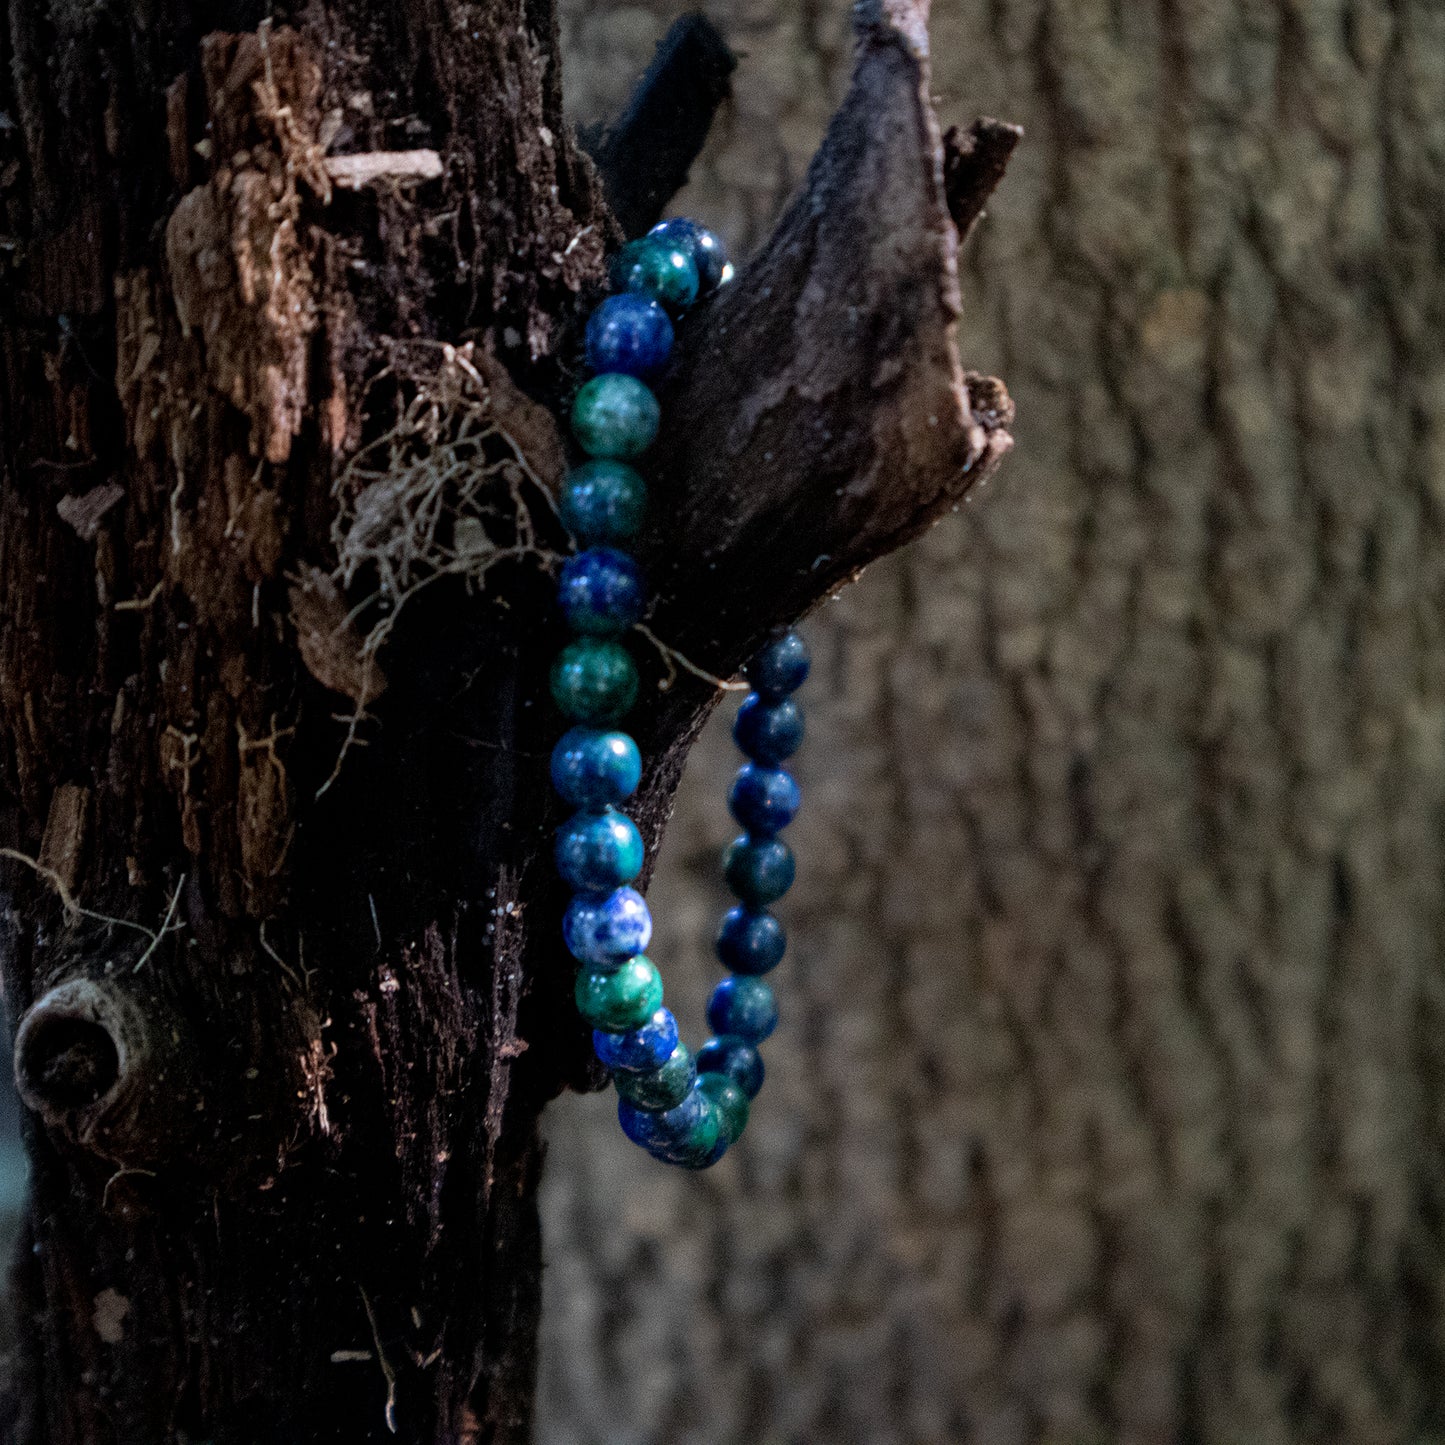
[576,955,664,1032]
[707,975,778,1045]
[698,1035,765,1100]
[723,834,796,905]
[715,905,786,975]
[733,693,804,765]
[594,1006,678,1074]
[585,293,674,377]
[551,727,642,809]
[614,1041,695,1111]
[557,547,647,636]
[560,460,648,547]
[554,809,644,893]
[698,1071,750,1147]
[550,638,638,724]
[619,1086,720,1168]
[611,236,699,314]
[563,887,652,966]
[570,374,660,459]
[648,218,730,296]
[745,630,810,698]
[729,763,801,836]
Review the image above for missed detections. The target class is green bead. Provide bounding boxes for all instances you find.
[560,459,648,546]
[698,1071,750,1145]
[615,1041,695,1110]
[570,374,660,459]
[576,955,664,1032]
[612,237,701,313]
[550,639,639,723]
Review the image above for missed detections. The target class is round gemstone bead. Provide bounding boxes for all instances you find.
[707,975,778,1044]
[551,727,642,809]
[557,547,647,636]
[697,1071,750,1146]
[550,638,638,724]
[593,1007,678,1074]
[697,1035,765,1099]
[571,374,660,459]
[715,905,787,975]
[723,834,796,905]
[563,887,652,966]
[728,763,800,836]
[648,218,730,296]
[619,1085,720,1167]
[614,1041,695,1111]
[733,693,804,765]
[560,460,648,547]
[554,808,645,893]
[576,955,664,1032]
[745,630,810,698]
[611,237,699,314]
[585,293,674,377]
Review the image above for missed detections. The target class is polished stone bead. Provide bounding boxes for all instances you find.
[715,905,787,975]
[707,975,778,1044]
[551,727,642,809]
[585,293,674,377]
[576,955,664,1032]
[618,1084,720,1167]
[745,630,810,698]
[698,1071,750,1146]
[554,808,644,892]
[550,638,638,723]
[570,374,660,459]
[611,236,699,314]
[728,763,800,836]
[593,1006,678,1074]
[563,886,652,965]
[648,218,731,296]
[614,1041,695,1111]
[559,460,648,547]
[557,547,647,636]
[723,834,795,905]
[697,1034,765,1099]
[733,692,804,765]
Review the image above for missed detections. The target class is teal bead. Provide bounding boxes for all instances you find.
[575,955,664,1032]
[571,374,660,459]
[723,834,796,905]
[611,236,700,313]
[560,460,648,546]
[550,639,638,723]
[615,1041,695,1111]
[698,1071,750,1146]
[554,808,645,892]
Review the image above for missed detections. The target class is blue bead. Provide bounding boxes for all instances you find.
[551,727,642,809]
[723,834,795,905]
[611,237,700,314]
[563,887,652,966]
[585,293,674,377]
[571,374,660,459]
[715,905,787,975]
[594,1007,678,1074]
[618,1084,720,1167]
[707,976,778,1044]
[560,460,648,547]
[557,547,647,636]
[555,809,645,892]
[614,1041,695,1111]
[649,218,731,296]
[728,763,800,836]
[733,693,804,765]
[745,631,810,698]
[697,1035,765,1099]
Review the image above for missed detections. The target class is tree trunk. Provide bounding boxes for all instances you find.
[540,2,1445,1443]
[0,0,1010,1440]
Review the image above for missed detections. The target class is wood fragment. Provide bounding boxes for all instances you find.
[323,149,444,189]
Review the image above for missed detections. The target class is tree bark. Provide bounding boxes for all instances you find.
[539,2,1445,1444]
[0,0,1010,1440]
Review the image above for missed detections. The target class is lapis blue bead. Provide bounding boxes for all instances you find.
[585,293,674,378]
[571,374,660,459]
[745,630,810,697]
[611,237,699,314]
[619,1084,720,1167]
[649,218,731,296]
[551,727,642,809]
[614,1041,695,1111]
[715,905,787,975]
[707,975,778,1044]
[733,693,804,765]
[563,887,652,966]
[557,547,647,636]
[723,834,795,905]
[555,809,645,893]
[728,763,801,836]
[594,1007,678,1074]
[560,460,647,547]
[697,1035,765,1099]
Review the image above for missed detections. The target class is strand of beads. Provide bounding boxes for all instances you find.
[550,218,806,1170]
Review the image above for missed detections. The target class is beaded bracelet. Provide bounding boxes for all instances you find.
[547,218,808,1169]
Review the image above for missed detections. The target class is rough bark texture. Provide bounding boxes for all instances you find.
[540,2,1445,1444]
[0,0,1009,1440]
